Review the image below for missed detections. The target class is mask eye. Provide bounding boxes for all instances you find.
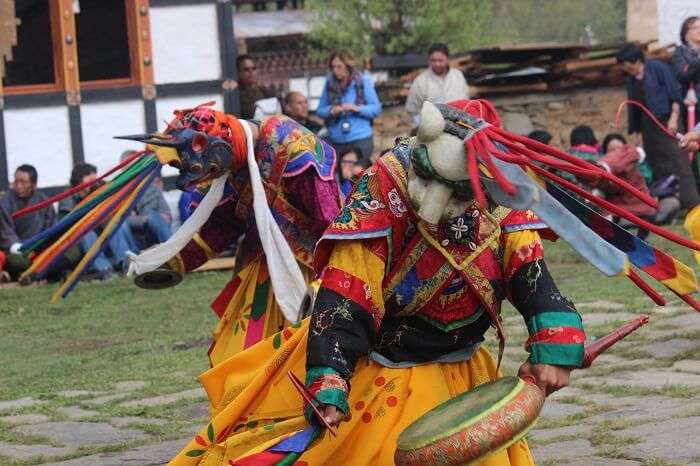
[190,163,203,174]
[192,132,208,153]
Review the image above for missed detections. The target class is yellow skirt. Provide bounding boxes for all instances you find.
[171,319,535,466]
[208,258,313,367]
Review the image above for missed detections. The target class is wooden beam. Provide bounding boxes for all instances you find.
[54,0,80,104]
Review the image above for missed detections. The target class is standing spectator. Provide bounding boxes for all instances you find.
[316,49,381,166]
[0,165,56,280]
[237,54,273,120]
[58,163,136,279]
[283,91,323,134]
[616,43,700,209]
[405,43,469,128]
[569,125,600,163]
[672,16,700,126]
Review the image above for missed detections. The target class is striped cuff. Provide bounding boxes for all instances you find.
[303,366,349,423]
[525,312,585,367]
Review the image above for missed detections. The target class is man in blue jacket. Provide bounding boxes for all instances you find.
[617,43,699,209]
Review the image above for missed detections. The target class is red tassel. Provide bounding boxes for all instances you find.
[473,132,517,195]
[465,139,487,208]
[522,161,700,251]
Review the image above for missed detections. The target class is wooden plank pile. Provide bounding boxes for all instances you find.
[374,41,674,105]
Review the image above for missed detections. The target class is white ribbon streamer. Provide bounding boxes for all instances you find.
[240,120,306,323]
[127,121,306,323]
[126,174,227,276]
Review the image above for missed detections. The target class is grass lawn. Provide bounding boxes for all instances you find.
[1,225,696,400]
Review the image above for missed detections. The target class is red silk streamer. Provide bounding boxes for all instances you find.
[12,149,146,219]
[614,99,679,140]
[466,137,487,207]
[581,315,650,368]
[627,269,666,306]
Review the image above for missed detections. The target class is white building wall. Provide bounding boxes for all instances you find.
[80,100,146,175]
[657,0,700,45]
[150,4,221,84]
[5,106,72,188]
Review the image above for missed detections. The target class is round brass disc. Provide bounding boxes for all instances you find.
[134,268,183,290]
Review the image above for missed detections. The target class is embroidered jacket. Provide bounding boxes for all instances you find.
[304,139,585,415]
[167,116,341,313]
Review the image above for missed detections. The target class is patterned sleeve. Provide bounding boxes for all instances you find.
[305,238,387,415]
[502,228,585,368]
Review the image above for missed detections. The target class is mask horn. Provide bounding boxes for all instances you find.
[114,133,184,165]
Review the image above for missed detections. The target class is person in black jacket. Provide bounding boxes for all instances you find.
[672,16,700,126]
[617,43,699,209]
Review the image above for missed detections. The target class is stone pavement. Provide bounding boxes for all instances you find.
[1,302,699,465]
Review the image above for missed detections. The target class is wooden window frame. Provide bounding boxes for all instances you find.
[3,0,64,96]
[79,0,140,90]
[3,0,142,96]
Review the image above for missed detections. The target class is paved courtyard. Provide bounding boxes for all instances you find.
[1,297,699,465]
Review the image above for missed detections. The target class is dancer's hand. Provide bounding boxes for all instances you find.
[518,362,571,396]
[320,404,348,427]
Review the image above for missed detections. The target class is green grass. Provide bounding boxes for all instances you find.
[0,271,226,401]
[0,225,698,464]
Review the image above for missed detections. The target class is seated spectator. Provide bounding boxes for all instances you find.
[283,91,323,134]
[569,125,600,163]
[58,163,137,279]
[592,143,656,221]
[0,165,57,281]
[336,146,364,199]
[602,133,653,185]
[121,152,173,249]
[528,130,552,145]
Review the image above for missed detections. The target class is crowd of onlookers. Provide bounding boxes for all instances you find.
[3,16,700,284]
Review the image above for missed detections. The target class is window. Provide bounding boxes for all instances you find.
[74,0,133,84]
[2,0,58,89]
[2,0,141,95]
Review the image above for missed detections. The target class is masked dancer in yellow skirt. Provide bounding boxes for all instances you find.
[129,104,342,367]
[171,99,700,465]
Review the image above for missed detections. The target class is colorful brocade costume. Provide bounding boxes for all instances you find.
[171,138,586,466]
[167,115,341,366]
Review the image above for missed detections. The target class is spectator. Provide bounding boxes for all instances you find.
[336,146,363,199]
[237,54,274,120]
[616,43,700,209]
[121,152,172,249]
[528,129,552,145]
[283,91,323,134]
[58,163,136,279]
[317,49,381,166]
[0,165,56,280]
[569,125,600,163]
[672,16,700,126]
[405,43,469,127]
[602,133,653,185]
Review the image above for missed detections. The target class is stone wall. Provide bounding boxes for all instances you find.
[372,86,630,153]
